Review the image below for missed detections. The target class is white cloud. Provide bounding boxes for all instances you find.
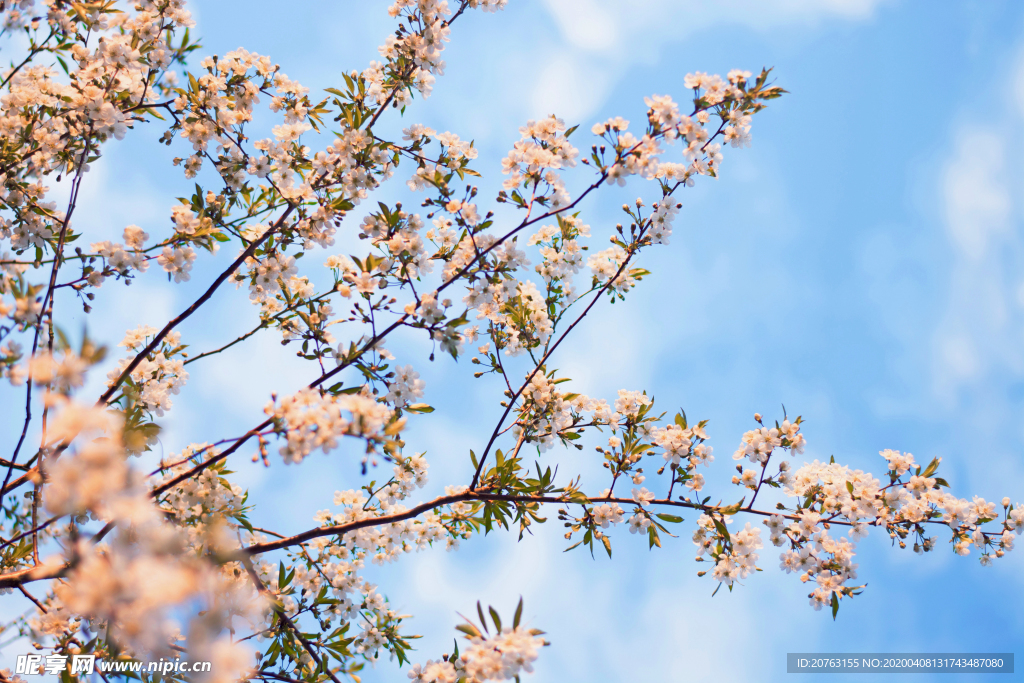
[541,0,619,53]
[942,130,1011,260]
[1014,49,1024,118]
[529,0,892,144]
[925,48,1024,507]
[932,123,1023,399]
[558,296,652,398]
[542,0,892,60]
[530,49,613,123]
[936,332,979,384]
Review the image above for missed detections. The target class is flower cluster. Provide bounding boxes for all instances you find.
[30,396,264,666]
[694,518,763,588]
[42,400,131,519]
[587,246,634,294]
[367,0,459,105]
[500,116,579,209]
[528,214,589,303]
[264,387,399,463]
[651,419,713,493]
[89,224,151,283]
[385,365,426,408]
[407,625,545,683]
[733,418,806,466]
[106,326,189,417]
[154,444,249,552]
[511,373,628,452]
[772,449,1016,612]
[458,628,546,682]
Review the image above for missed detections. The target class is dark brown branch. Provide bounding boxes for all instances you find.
[0,561,67,589]
[240,491,789,557]
[98,203,297,405]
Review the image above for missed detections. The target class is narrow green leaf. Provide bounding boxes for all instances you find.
[477,601,489,634]
[455,624,481,638]
[488,606,502,632]
[719,497,745,515]
[713,518,731,542]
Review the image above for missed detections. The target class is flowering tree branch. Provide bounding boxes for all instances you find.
[0,2,1018,683]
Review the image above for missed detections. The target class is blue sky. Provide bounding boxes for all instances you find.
[4,1,1024,681]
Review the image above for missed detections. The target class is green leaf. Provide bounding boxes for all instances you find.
[405,403,434,414]
[513,597,524,629]
[921,457,941,478]
[655,513,683,523]
[719,497,745,515]
[455,623,481,638]
[831,591,840,620]
[846,481,855,495]
[477,601,489,634]
[488,606,502,632]
[647,524,661,549]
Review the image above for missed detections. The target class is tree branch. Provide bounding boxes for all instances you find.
[239,490,808,558]
[98,203,297,405]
